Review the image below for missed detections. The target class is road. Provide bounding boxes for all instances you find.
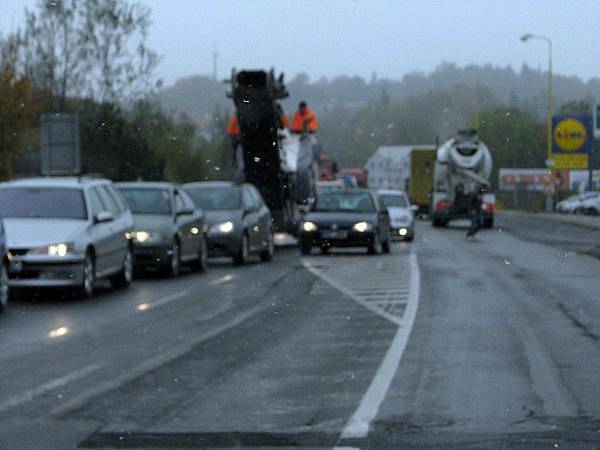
[1,211,599,449]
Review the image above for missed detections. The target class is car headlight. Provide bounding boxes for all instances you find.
[131,231,164,244]
[352,221,373,232]
[301,221,317,232]
[31,243,74,257]
[210,221,234,234]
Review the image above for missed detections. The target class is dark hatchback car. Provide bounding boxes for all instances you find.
[182,181,274,265]
[298,189,391,255]
[0,215,8,312]
[115,182,208,276]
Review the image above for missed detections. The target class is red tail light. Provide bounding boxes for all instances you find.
[435,200,449,211]
[483,203,495,212]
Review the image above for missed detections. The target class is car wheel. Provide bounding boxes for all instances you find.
[233,233,249,265]
[80,251,96,298]
[586,207,598,216]
[0,262,9,312]
[368,233,382,255]
[260,231,274,262]
[110,246,133,289]
[193,234,208,271]
[300,241,312,255]
[168,240,181,277]
[483,218,494,228]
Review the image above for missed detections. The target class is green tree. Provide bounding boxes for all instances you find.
[475,107,545,187]
[0,65,39,179]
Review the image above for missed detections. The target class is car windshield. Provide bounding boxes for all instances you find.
[380,194,408,208]
[0,188,87,219]
[184,187,241,210]
[312,192,375,213]
[118,188,172,215]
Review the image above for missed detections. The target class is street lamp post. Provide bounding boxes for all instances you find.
[521,33,553,212]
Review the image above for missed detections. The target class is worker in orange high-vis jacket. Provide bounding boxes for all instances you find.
[226,114,241,162]
[290,101,318,134]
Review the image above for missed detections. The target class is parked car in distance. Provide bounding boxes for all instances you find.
[0,177,134,297]
[298,189,391,255]
[377,189,416,241]
[182,181,274,265]
[556,192,598,214]
[115,182,207,276]
[0,214,8,312]
[574,192,600,215]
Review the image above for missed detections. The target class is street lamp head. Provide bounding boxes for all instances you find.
[520,33,531,42]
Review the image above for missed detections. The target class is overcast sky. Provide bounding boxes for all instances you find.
[2,0,599,86]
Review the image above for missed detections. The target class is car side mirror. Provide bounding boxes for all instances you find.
[410,205,419,212]
[95,211,114,223]
[176,207,194,216]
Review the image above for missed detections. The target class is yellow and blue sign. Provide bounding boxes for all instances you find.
[552,115,592,169]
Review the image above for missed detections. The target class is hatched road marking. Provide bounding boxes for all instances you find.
[302,251,420,440]
[302,253,413,326]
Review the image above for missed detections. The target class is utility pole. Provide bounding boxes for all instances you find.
[521,33,553,211]
[212,43,218,81]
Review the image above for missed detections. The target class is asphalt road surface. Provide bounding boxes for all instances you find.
[1,211,599,449]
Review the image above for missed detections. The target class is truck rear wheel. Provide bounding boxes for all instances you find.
[432,218,447,227]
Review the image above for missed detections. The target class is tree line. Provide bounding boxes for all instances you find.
[0,0,231,183]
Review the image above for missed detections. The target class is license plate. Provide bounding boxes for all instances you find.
[321,230,347,239]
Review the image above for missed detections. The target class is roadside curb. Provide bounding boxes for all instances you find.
[499,210,600,231]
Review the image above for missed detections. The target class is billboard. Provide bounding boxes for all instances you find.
[551,115,593,169]
[499,169,550,192]
[499,168,570,192]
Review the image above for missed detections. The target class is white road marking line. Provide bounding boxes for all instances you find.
[210,274,234,285]
[0,364,100,413]
[340,252,420,440]
[302,256,412,325]
[136,290,190,312]
[51,301,268,418]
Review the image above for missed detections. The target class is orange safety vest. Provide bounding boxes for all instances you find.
[291,108,318,133]
[226,115,240,136]
[279,113,289,129]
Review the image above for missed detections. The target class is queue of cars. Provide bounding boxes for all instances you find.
[0,177,277,312]
[0,177,416,313]
[298,188,416,255]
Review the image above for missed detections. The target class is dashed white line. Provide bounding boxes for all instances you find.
[136,290,190,312]
[210,274,234,285]
[0,364,100,413]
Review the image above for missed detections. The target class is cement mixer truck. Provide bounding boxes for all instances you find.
[430,130,496,227]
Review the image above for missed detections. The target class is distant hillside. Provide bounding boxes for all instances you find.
[156,63,600,121]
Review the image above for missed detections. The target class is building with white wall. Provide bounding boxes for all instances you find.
[365,145,434,190]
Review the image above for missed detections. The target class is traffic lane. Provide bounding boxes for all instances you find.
[61,248,413,449]
[0,250,298,442]
[0,252,269,361]
[496,210,600,257]
[366,220,600,447]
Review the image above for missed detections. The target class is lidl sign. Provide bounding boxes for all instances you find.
[552,115,592,169]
